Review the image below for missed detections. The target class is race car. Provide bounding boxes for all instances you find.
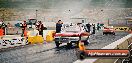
[54,24,90,48]
[103,26,115,35]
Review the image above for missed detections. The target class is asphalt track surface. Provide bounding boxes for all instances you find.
[0,31,129,63]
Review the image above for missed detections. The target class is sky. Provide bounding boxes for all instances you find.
[0,0,132,24]
[0,0,131,9]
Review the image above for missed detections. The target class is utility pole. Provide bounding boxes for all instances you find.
[36,10,38,21]
[108,19,109,26]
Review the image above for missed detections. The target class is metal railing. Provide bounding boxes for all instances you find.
[114,58,121,63]
[114,39,132,63]
[122,39,132,63]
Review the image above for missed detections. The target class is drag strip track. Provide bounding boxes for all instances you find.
[0,31,129,63]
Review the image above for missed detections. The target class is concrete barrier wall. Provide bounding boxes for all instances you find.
[43,30,55,40]
[74,34,132,63]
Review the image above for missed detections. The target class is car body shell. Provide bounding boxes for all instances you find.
[103,27,115,35]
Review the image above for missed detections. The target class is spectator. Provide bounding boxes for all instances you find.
[76,23,90,45]
[22,21,27,37]
[0,21,6,35]
[92,24,96,34]
[56,20,63,33]
[76,23,84,32]
[97,23,100,30]
[86,23,91,32]
[7,22,14,34]
[70,23,73,26]
[0,26,4,36]
[7,22,13,28]
[38,21,44,37]
[35,21,39,29]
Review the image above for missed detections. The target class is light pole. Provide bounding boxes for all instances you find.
[36,10,38,21]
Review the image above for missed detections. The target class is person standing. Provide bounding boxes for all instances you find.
[55,20,63,48]
[76,23,90,45]
[56,20,63,33]
[0,26,4,36]
[76,23,84,32]
[0,21,6,35]
[35,21,39,30]
[22,21,27,37]
[92,24,96,34]
[86,23,91,33]
[38,21,44,37]
[97,23,100,30]
[70,23,73,26]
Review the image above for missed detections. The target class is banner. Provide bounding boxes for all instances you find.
[114,27,130,31]
[85,49,129,58]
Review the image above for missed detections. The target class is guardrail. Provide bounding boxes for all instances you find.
[114,58,121,63]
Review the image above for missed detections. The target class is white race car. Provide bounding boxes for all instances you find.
[54,25,90,48]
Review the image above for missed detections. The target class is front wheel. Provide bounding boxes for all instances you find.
[67,42,72,48]
[113,32,115,35]
[55,41,60,48]
[103,32,105,35]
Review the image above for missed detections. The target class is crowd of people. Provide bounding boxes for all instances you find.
[21,20,46,37]
[0,19,102,37]
[0,20,46,37]
[55,20,102,35]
